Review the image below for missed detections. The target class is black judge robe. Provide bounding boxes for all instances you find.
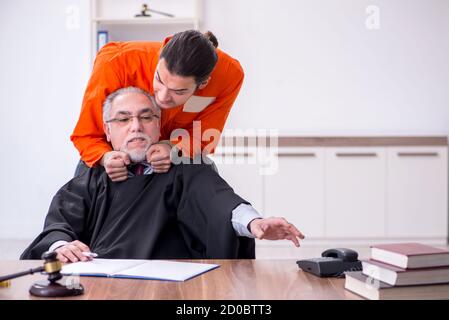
[20,163,255,260]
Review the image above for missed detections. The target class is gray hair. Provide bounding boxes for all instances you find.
[102,86,160,123]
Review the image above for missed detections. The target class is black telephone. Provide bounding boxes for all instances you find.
[296,248,362,278]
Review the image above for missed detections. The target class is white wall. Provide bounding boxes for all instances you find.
[0,0,91,239]
[0,0,448,242]
[202,0,449,135]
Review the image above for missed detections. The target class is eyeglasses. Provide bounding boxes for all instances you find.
[106,113,160,126]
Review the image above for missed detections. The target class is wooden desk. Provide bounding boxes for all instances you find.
[0,260,362,300]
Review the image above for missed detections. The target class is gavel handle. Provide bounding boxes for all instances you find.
[0,266,44,282]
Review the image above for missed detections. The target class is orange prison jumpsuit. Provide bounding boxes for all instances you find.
[71,37,244,167]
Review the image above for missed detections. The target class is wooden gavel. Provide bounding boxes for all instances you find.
[0,251,84,297]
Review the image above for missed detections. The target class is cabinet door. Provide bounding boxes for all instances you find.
[387,147,448,238]
[210,151,264,212]
[325,148,387,238]
[264,148,325,238]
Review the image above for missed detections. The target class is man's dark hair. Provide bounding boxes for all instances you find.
[160,30,218,85]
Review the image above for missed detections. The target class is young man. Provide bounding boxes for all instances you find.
[72,30,244,181]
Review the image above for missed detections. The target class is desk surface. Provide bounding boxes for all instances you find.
[0,260,362,300]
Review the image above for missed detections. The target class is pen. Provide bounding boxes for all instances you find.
[82,252,98,258]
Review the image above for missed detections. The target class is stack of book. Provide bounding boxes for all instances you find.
[345,242,449,300]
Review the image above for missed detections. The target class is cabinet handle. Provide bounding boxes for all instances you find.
[214,152,252,157]
[335,153,377,157]
[397,152,439,157]
[276,153,316,157]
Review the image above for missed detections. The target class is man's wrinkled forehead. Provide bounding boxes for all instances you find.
[111,93,158,115]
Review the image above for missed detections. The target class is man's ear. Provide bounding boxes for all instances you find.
[198,76,211,90]
[104,123,111,142]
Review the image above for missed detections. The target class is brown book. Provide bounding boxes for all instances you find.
[362,259,449,286]
[345,271,449,300]
[371,243,449,269]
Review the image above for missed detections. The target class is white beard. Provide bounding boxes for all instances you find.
[120,133,152,163]
[127,148,148,163]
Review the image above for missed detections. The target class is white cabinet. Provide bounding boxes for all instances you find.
[210,139,448,245]
[325,148,387,238]
[264,148,325,238]
[387,147,448,238]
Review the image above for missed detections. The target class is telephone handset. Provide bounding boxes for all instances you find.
[296,248,362,278]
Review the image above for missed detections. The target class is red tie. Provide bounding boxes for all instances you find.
[134,164,144,175]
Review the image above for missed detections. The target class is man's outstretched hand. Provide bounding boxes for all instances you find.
[249,217,305,247]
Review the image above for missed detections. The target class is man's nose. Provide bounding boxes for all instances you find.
[129,116,143,132]
[157,86,171,102]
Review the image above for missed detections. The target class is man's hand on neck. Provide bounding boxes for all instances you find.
[146,142,172,173]
[101,151,131,182]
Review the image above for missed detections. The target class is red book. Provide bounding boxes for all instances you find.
[362,259,449,286]
[371,243,449,269]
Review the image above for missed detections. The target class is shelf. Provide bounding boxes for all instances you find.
[93,17,197,25]
[89,0,200,64]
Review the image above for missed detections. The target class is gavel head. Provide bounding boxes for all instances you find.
[41,251,62,282]
[29,251,84,297]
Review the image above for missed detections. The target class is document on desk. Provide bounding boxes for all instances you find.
[61,259,219,282]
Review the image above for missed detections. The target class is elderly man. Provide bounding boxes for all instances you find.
[21,87,304,262]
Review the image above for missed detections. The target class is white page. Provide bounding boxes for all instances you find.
[61,259,219,281]
[114,260,219,281]
[61,259,147,276]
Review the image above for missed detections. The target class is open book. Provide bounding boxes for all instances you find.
[61,259,219,282]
